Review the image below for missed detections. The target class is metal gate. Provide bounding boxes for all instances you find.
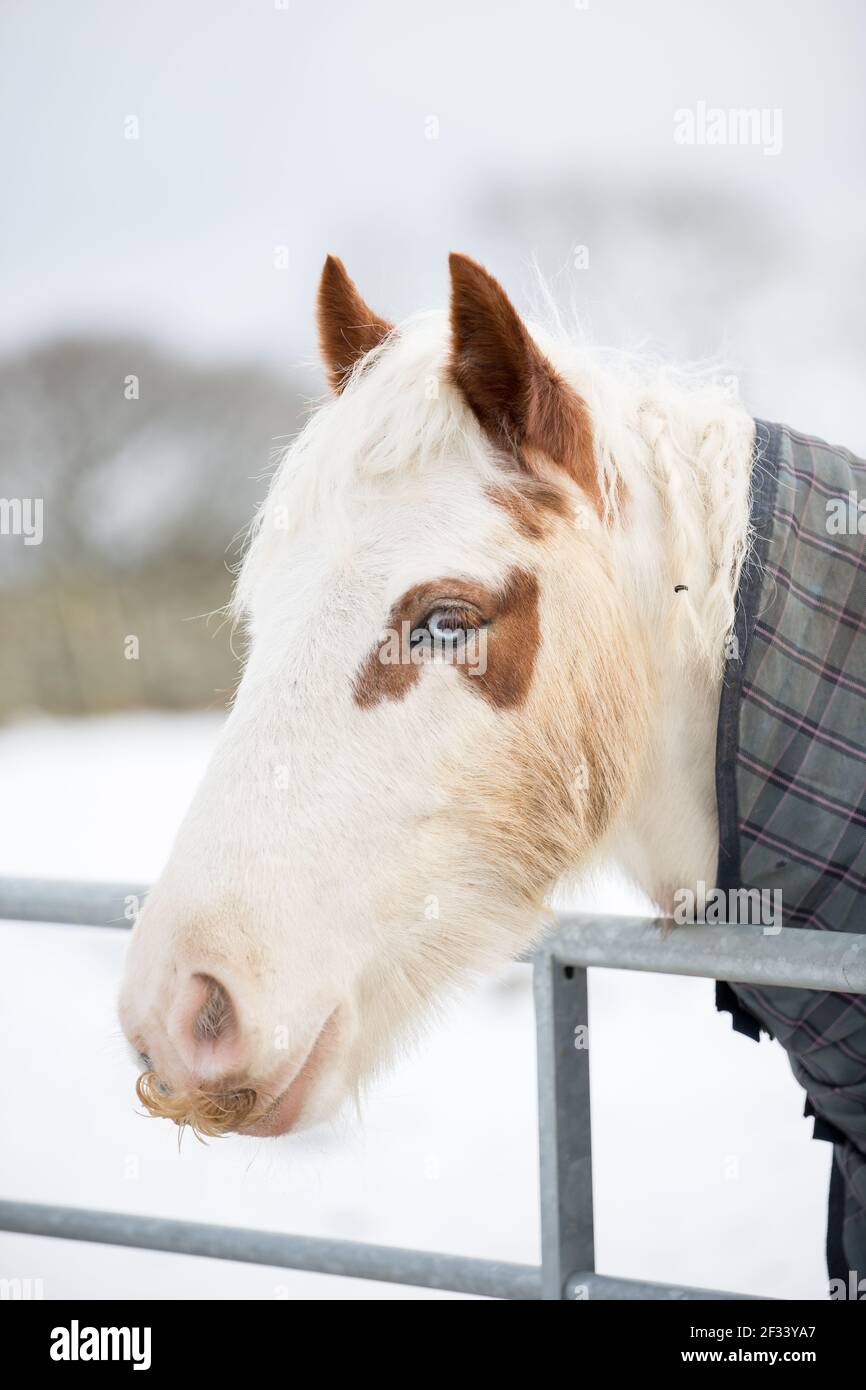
[2,877,864,1299]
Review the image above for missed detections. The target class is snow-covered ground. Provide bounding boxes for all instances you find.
[0,713,830,1299]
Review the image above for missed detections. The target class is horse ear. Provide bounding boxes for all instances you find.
[317,255,394,394]
[448,253,599,509]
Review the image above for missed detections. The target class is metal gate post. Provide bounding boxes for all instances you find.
[534,948,594,1299]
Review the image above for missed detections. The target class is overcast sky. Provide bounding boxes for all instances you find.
[2,0,864,440]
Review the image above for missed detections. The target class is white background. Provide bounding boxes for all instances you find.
[0,0,857,1299]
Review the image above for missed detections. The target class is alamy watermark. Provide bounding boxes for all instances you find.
[826,491,865,535]
[50,1320,151,1370]
[674,102,783,157]
[829,1270,866,1300]
[0,497,43,545]
[377,621,488,676]
[673,881,782,935]
[0,1276,44,1299]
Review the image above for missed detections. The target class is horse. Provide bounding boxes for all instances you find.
[120,255,866,1279]
[118,252,757,1140]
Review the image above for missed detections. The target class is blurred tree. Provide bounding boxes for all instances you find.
[0,338,311,719]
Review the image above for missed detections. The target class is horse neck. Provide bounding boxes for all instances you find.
[610,657,724,915]
[594,381,755,913]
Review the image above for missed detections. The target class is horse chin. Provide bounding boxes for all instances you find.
[241,1008,343,1138]
[242,1078,315,1137]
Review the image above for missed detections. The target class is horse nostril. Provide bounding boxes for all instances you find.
[193,976,237,1045]
[168,971,250,1080]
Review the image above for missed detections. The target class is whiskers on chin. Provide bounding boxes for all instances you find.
[134,1070,261,1139]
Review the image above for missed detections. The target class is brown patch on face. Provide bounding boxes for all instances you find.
[448,253,601,516]
[353,569,540,712]
[472,568,540,709]
[486,475,571,540]
[317,254,394,394]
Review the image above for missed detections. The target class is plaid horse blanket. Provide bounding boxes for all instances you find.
[715,419,866,1288]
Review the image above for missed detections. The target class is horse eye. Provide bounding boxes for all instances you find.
[425,608,479,641]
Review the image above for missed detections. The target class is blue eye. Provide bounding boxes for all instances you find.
[425,608,480,642]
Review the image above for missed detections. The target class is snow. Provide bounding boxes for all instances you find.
[0,713,831,1299]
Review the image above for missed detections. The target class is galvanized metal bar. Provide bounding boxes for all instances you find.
[534,953,594,1300]
[549,916,866,993]
[2,881,864,995]
[2,880,863,996]
[0,878,146,928]
[0,1200,540,1300]
[2,880,860,1304]
[567,1272,766,1301]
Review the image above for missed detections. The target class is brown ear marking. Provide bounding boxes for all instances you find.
[448,253,601,515]
[317,255,394,393]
